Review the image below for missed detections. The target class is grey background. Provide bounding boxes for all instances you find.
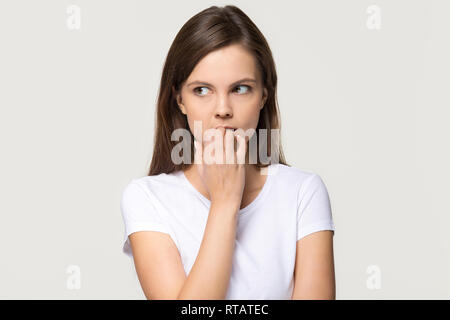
[0,0,449,299]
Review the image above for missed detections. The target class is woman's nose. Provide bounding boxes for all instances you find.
[214,96,233,118]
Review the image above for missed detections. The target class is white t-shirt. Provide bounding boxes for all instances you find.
[121,163,335,299]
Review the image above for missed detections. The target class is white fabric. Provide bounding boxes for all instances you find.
[120,163,335,299]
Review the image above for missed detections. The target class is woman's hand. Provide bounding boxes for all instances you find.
[194,127,246,207]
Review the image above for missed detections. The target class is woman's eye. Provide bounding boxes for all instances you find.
[234,85,252,94]
[193,87,210,96]
[193,85,252,96]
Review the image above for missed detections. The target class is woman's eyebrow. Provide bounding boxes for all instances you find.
[187,78,257,88]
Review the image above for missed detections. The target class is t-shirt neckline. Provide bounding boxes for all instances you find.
[180,164,276,215]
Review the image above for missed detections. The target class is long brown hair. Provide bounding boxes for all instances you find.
[148,5,289,176]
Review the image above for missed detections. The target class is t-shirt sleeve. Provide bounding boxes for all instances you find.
[297,173,335,241]
[120,180,171,258]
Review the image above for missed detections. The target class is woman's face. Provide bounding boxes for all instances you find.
[176,43,268,144]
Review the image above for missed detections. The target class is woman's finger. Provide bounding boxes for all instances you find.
[234,131,246,164]
[224,128,235,165]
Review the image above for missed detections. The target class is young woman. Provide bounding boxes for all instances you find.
[121,5,336,300]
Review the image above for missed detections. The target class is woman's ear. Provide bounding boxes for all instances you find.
[172,86,186,115]
[261,87,268,109]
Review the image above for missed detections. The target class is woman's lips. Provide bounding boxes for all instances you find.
[215,126,236,130]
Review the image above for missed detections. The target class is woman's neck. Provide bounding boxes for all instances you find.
[183,163,265,201]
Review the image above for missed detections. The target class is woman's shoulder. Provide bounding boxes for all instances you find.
[125,170,185,194]
[272,163,319,184]
[273,164,330,204]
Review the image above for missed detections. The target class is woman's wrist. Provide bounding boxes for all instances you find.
[210,197,241,213]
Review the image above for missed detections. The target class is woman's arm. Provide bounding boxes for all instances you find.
[291,230,336,299]
[129,199,239,300]
[177,200,239,299]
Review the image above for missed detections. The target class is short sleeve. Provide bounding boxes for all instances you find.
[120,180,171,258]
[297,174,335,241]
